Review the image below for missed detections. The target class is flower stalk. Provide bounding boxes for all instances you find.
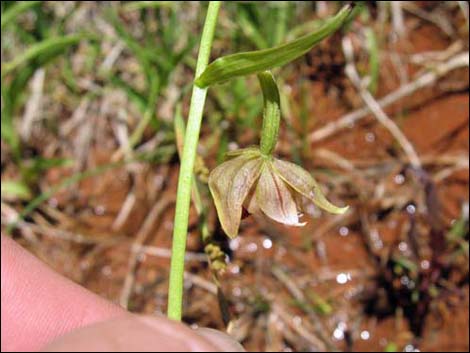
[167,1,221,321]
[208,71,348,239]
[258,71,281,156]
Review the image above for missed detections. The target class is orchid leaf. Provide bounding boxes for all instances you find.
[195,4,353,87]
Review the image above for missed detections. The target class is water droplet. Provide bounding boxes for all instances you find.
[406,204,416,214]
[365,132,376,143]
[360,330,370,340]
[229,264,240,274]
[336,273,349,284]
[262,238,273,249]
[404,344,420,352]
[333,327,345,340]
[190,323,199,329]
[398,241,408,252]
[400,276,410,286]
[229,238,240,251]
[247,242,258,252]
[101,265,112,276]
[394,174,405,184]
[339,226,349,237]
[94,205,106,215]
[420,260,430,270]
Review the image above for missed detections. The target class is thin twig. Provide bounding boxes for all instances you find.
[119,195,174,308]
[271,265,334,351]
[402,2,454,37]
[183,271,217,294]
[391,1,406,37]
[21,68,45,140]
[309,51,469,143]
[342,36,422,170]
[112,191,136,231]
[271,301,327,351]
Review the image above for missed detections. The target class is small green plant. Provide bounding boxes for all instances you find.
[168,2,353,321]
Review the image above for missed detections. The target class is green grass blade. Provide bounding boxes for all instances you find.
[122,1,174,12]
[5,151,168,233]
[1,34,90,78]
[195,4,353,87]
[1,1,41,29]
[365,27,379,94]
[237,6,268,49]
[1,180,32,201]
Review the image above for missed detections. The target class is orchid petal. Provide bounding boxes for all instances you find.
[273,159,349,215]
[209,155,263,238]
[256,163,304,226]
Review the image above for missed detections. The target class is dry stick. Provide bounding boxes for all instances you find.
[16,218,208,262]
[112,191,136,231]
[21,68,45,140]
[409,41,464,66]
[183,271,217,294]
[402,2,454,37]
[60,97,90,136]
[119,196,174,308]
[138,245,208,262]
[391,1,406,37]
[342,37,422,170]
[271,266,333,351]
[309,51,470,144]
[458,1,469,28]
[271,301,327,351]
[433,160,469,183]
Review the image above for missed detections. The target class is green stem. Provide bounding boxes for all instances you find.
[167,1,221,321]
[258,71,281,156]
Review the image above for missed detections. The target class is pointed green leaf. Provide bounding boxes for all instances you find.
[1,1,41,29]
[195,4,353,87]
[1,34,92,78]
[209,155,263,238]
[273,159,349,215]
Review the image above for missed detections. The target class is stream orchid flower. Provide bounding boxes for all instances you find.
[209,147,348,238]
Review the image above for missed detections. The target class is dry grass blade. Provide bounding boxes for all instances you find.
[342,36,422,170]
[310,51,469,143]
